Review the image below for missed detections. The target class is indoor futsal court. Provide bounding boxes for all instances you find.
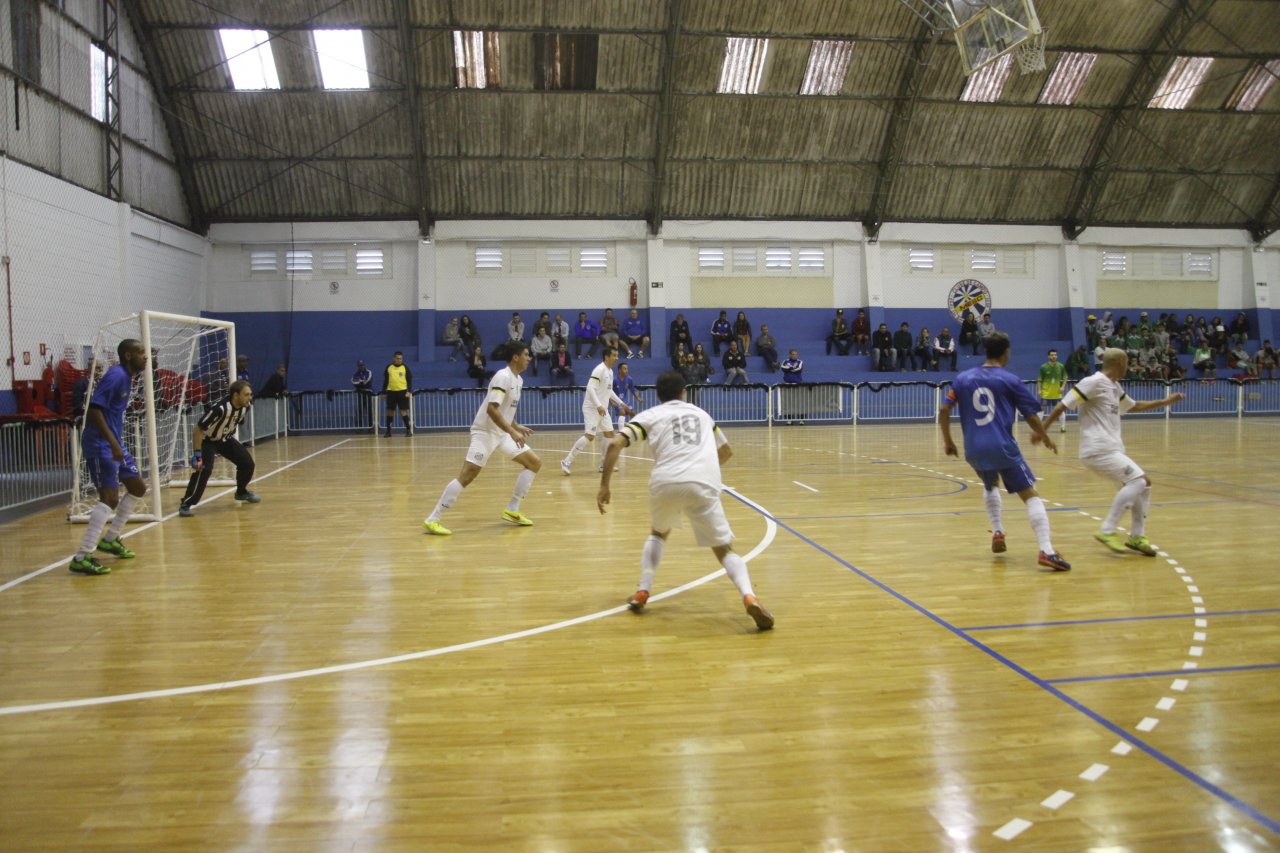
[2,417,1277,850]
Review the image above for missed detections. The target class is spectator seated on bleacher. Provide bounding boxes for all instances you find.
[507,312,526,344]
[871,323,895,372]
[1229,311,1250,347]
[722,341,749,385]
[529,329,554,377]
[914,327,933,372]
[549,343,574,384]
[1257,341,1277,380]
[459,315,481,358]
[826,309,852,356]
[756,325,779,372]
[443,316,463,362]
[620,309,649,358]
[1192,343,1216,379]
[532,311,553,340]
[851,308,870,355]
[693,343,715,379]
[1228,343,1258,378]
[468,347,492,387]
[733,311,753,355]
[1161,346,1185,380]
[573,312,600,358]
[599,308,621,350]
[893,322,914,371]
[934,328,958,371]
[710,310,733,356]
[669,313,691,356]
[671,343,688,371]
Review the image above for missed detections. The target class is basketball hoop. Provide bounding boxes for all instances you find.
[1015,28,1047,74]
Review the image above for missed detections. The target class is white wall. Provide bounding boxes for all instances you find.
[0,156,208,388]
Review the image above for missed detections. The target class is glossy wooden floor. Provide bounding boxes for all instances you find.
[2,418,1278,851]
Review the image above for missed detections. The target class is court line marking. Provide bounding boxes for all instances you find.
[757,512,1280,836]
[0,439,355,594]
[792,481,819,493]
[0,487,776,717]
[960,608,1280,632]
[1044,663,1280,684]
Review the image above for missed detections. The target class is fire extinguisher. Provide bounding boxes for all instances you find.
[628,278,638,307]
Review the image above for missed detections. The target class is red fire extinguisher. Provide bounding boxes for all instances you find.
[629,278,638,307]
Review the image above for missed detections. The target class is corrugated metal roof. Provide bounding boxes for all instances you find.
[124,0,1280,234]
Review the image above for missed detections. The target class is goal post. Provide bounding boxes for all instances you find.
[69,311,237,522]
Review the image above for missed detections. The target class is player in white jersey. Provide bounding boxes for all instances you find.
[561,346,633,475]
[597,370,774,631]
[423,342,541,535]
[1041,347,1183,556]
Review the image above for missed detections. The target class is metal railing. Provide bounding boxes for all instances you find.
[5,378,1277,517]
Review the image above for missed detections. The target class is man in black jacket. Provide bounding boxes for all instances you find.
[871,324,895,372]
[893,322,914,371]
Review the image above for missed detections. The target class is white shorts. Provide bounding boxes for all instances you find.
[1081,451,1145,485]
[465,428,527,468]
[649,482,734,548]
[582,408,614,437]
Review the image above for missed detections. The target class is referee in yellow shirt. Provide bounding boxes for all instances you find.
[382,351,413,437]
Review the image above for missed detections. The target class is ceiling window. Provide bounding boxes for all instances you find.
[960,53,1014,102]
[313,30,370,90]
[731,246,757,271]
[1149,56,1214,109]
[535,33,598,91]
[800,40,854,96]
[218,29,281,90]
[544,247,572,272]
[321,249,347,272]
[579,246,610,272]
[719,37,769,94]
[1226,59,1280,112]
[453,30,501,89]
[1101,250,1128,275]
[90,43,115,122]
[797,246,826,271]
[1038,51,1096,105]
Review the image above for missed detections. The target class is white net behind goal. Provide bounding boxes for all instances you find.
[70,311,236,522]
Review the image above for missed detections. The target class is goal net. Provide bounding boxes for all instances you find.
[69,311,237,522]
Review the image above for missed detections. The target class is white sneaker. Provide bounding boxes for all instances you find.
[561,458,572,476]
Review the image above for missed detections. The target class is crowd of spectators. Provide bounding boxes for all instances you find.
[1086,310,1269,380]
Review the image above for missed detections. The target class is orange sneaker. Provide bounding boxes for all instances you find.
[991,531,1007,553]
[627,590,650,613]
[744,594,774,630]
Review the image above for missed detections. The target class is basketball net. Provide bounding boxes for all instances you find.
[1015,29,1047,74]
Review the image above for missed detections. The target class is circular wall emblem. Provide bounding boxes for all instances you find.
[948,279,992,320]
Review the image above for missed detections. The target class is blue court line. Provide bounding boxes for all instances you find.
[724,492,1280,836]
[962,608,1280,632]
[1047,663,1280,684]
[775,499,1230,523]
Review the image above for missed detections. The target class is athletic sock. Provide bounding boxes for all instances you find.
[77,502,113,559]
[565,435,590,464]
[638,534,664,593]
[428,479,464,522]
[104,493,137,541]
[1102,479,1146,534]
[984,487,1004,533]
[1024,496,1053,553]
[1131,484,1152,537]
[507,469,536,512]
[721,551,754,598]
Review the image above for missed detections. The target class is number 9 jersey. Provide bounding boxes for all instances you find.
[621,400,727,492]
[943,365,1041,470]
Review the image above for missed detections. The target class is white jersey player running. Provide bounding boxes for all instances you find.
[562,346,633,475]
[597,370,774,631]
[423,342,541,535]
[1042,347,1184,556]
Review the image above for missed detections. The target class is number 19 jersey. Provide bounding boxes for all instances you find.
[944,365,1041,470]
[622,400,726,491]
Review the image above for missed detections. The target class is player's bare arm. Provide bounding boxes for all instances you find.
[486,401,527,446]
[1025,413,1057,454]
[1129,391,1185,413]
[938,404,958,456]
[597,434,628,513]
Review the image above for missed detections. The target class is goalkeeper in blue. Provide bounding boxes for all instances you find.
[939,332,1070,571]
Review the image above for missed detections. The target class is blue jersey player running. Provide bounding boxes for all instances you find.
[938,332,1070,571]
[70,338,150,575]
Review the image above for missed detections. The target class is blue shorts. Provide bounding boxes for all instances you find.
[976,459,1036,494]
[86,453,140,491]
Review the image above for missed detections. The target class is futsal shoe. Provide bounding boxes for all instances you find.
[178,505,194,517]
[744,595,775,630]
[501,510,534,527]
[560,458,572,476]
[69,556,110,575]
[1094,531,1127,553]
[97,538,135,558]
[1124,535,1158,556]
[234,491,261,503]
[991,531,1007,553]
[422,519,452,536]
[627,590,649,613]
[1038,551,1071,572]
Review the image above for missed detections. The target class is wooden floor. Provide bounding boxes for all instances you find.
[1,417,1278,851]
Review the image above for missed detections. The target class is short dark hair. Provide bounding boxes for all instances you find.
[394,350,404,357]
[117,338,143,360]
[229,380,251,396]
[504,340,530,361]
[601,345,618,359]
[656,371,686,402]
[984,331,1011,360]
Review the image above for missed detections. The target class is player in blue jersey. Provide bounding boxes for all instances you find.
[938,332,1070,571]
[70,338,150,575]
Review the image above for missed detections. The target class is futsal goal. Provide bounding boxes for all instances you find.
[69,311,236,522]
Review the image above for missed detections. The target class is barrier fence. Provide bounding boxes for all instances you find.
[6,378,1279,517]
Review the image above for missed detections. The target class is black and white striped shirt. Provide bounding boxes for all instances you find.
[198,399,246,442]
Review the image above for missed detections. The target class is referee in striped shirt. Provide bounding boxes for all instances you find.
[178,380,261,517]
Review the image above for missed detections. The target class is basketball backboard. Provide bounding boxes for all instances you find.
[953,0,1041,75]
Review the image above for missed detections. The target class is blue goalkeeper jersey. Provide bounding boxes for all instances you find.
[81,364,133,458]
[944,364,1040,470]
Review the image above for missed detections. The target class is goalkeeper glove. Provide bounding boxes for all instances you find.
[191,450,202,471]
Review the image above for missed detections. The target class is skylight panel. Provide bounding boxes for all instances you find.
[719,37,769,94]
[453,30,501,89]
[1226,59,1280,112]
[1149,56,1213,109]
[218,29,280,91]
[1038,51,1096,105]
[960,53,1014,102]
[90,43,114,122]
[800,40,854,96]
[313,30,369,90]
